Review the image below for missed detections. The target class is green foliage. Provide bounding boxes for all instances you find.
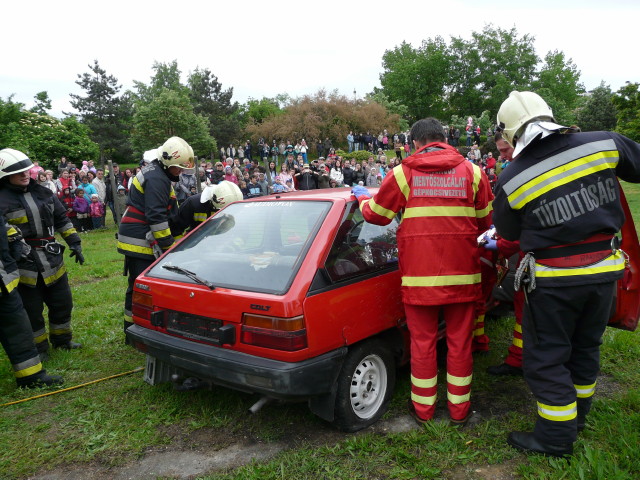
[613,82,640,142]
[132,88,216,157]
[133,60,188,103]
[243,97,282,124]
[2,111,99,168]
[335,149,373,162]
[577,82,618,132]
[30,91,52,115]
[0,95,25,146]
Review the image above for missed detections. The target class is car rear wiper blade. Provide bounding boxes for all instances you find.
[162,265,215,290]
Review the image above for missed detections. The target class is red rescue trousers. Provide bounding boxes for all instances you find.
[405,302,475,422]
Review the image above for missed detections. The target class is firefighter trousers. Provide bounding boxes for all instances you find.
[19,273,74,353]
[0,289,43,379]
[522,281,615,444]
[123,256,154,332]
[405,302,474,421]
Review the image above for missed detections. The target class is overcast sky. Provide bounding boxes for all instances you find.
[3,0,638,118]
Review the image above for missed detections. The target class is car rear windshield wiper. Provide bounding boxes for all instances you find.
[162,265,215,290]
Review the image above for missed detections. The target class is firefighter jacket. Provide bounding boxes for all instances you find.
[359,142,493,306]
[117,161,177,260]
[169,193,217,239]
[493,130,640,287]
[0,180,80,287]
[0,213,21,294]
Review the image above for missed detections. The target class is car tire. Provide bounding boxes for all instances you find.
[332,339,396,432]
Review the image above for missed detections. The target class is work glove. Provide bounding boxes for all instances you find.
[351,185,371,201]
[9,239,31,262]
[69,244,85,265]
[482,236,498,251]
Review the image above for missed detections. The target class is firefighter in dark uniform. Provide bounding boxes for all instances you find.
[493,91,640,457]
[0,149,84,356]
[169,181,243,239]
[0,212,63,387]
[117,136,194,335]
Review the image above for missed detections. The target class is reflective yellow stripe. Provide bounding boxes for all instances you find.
[117,241,154,256]
[133,176,144,193]
[358,198,370,214]
[471,164,481,196]
[193,213,207,222]
[537,401,577,421]
[9,216,28,224]
[513,337,523,348]
[515,323,522,333]
[447,373,472,387]
[575,382,596,398]
[34,332,48,344]
[475,200,492,218]
[14,363,43,378]
[20,275,38,286]
[411,374,437,389]
[152,228,172,239]
[368,198,396,220]
[4,276,19,293]
[394,165,410,200]
[43,266,66,286]
[411,392,437,406]
[448,392,471,404]
[473,327,485,336]
[535,252,625,278]
[508,151,618,210]
[61,227,78,238]
[124,313,132,322]
[403,205,476,218]
[475,314,485,325]
[402,273,481,287]
[174,234,184,241]
[7,226,18,236]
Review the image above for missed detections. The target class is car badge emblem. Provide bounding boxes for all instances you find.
[190,292,195,298]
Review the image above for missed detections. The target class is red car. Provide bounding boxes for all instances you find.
[127,188,411,431]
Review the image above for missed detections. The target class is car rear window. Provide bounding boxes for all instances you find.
[147,200,331,294]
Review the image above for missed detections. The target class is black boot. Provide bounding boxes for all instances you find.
[52,341,83,350]
[487,363,523,376]
[17,370,64,389]
[507,431,572,457]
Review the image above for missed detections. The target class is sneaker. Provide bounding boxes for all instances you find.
[487,363,523,376]
[52,341,83,350]
[17,371,64,389]
[407,399,430,425]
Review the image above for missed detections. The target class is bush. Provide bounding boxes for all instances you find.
[335,149,373,162]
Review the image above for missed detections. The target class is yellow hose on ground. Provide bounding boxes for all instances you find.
[1,366,144,407]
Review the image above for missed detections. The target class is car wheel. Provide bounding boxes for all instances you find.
[332,339,396,432]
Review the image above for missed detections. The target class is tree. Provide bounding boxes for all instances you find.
[576,83,617,132]
[366,91,410,131]
[187,67,241,148]
[30,91,52,115]
[132,88,216,158]
[379,38,451,122]
[243,97,282,124]
[133,60,188,103]
[69,60,133,163]
[613,82,640,142]
[0,95,25,146]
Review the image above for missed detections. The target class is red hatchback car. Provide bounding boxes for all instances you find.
[127,188,411,431]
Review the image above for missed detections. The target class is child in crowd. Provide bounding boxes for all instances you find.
[59,186,78,230]
[73,187,91,232]
[114,185,127,220]
[89,194,105,229]
[365,168,379,187]
[271,176,287,193]
[239,180,250,199]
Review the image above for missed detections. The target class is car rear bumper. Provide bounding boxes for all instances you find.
[127,325,347,398]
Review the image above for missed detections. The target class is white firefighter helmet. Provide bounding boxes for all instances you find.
[157,136,194,169]
[143,148,159,163]
[201,181,243,209]
[0,148,33,180]
[497,91,555,147]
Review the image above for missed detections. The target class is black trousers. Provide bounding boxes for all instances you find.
[19,273,74,352]
[0,289,41,376]
[123,256,154,332]
[522,281,615,444]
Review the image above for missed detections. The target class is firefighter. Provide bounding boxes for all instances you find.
[0,212,63,387]
[0,149,84,356]
[493,91,640,457]
[352,118,493,425]
[169,181,243,239]
[117,137,194,335]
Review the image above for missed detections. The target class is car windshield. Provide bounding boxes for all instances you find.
[148,200,332,294]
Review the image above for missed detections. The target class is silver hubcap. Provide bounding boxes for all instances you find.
[349,354,387,420]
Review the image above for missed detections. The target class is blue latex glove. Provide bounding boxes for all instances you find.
[483,236,498,251]
[351,185,371,199]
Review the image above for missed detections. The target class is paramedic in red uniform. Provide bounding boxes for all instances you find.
[493,91,640,457]
[352,118,493,425]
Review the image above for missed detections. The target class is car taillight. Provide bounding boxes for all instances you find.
[241,314,307,351]
[132,290,153,320]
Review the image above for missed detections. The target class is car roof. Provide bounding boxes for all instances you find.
[241,187,380,203]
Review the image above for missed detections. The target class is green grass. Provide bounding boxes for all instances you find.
[0,186,639,479]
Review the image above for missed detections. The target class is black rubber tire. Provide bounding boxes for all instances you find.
[332,339,396,432]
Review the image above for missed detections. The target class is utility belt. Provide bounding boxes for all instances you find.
[25,237,65,255]
[533,233,617,268]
